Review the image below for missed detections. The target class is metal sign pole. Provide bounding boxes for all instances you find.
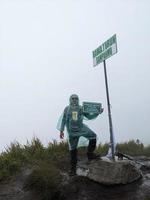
[103,60,115,161]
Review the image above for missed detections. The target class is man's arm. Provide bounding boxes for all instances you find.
[83,107,104,120]
[59,107,68,139]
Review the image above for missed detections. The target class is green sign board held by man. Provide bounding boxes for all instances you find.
[83,102,102,114]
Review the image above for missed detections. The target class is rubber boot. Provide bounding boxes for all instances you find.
[87,139,100,161]
[69,149,77,176]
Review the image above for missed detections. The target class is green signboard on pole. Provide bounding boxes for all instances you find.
[92,34,118,160]
[93,34,117,67]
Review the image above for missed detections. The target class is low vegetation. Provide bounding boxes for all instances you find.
[97,139,150,156]
[0,137,149,199]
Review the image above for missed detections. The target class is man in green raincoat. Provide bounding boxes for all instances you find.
[59,94,103,175]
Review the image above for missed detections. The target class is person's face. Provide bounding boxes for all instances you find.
[71,97,79,106]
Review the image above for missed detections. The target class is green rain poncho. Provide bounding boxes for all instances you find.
[57,94,103,150]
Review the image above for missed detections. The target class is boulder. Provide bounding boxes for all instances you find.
[76,157,142,185]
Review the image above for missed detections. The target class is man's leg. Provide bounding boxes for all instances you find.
[87,138,100,160]
[81,125,100,160]
[70,148,77,175]
[69,136,79,176]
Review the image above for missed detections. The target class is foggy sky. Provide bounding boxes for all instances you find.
[0,0,150,151]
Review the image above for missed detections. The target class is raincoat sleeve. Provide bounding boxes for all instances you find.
[83,108,103,120]
[83,113,99,120]
[59,107,68,132]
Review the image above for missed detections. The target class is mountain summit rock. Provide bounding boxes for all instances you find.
[76,157,142,185]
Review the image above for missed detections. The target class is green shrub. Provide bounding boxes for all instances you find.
[0,137,149,182]
[96,143,109,155]
[0,138,69,181]
[0,142,24,180]
[26,161,62,200]
[24,137,47,162]
[0,155,21,180]
[143,145,150,156]
[47,140,68,157]
[116,139,147,156]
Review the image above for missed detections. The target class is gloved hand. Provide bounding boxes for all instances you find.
[60,131,64,139]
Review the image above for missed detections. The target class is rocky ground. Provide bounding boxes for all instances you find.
[0,168,42,200]
[0,157,150,200]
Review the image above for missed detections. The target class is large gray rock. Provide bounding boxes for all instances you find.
[76,157,142,185]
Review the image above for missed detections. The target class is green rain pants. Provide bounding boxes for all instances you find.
[68,124,96,150]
